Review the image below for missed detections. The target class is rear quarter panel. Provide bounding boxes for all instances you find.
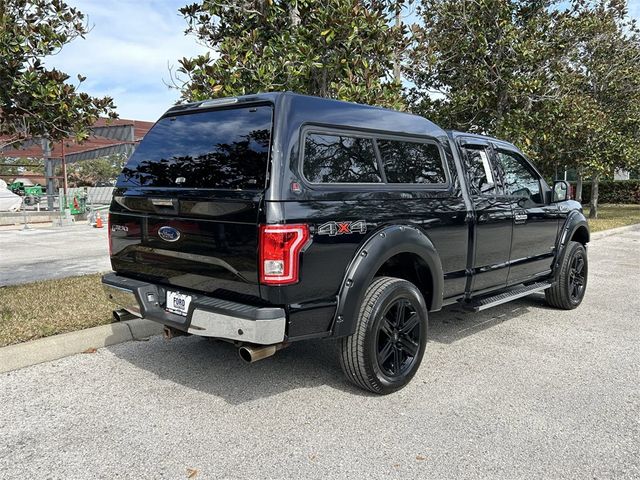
[263,102,469,308]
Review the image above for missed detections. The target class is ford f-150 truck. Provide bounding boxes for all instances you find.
[103,92,589,394]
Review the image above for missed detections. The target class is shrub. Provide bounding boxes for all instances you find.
[572,180,640,204]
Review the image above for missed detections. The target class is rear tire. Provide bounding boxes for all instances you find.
[545,241,588,309]
[339,277,428,394]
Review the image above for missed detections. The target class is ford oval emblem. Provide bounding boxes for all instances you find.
[158,226,181,242]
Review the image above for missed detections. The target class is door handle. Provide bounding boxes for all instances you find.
[150,198,175,207]
[514,212,528,224]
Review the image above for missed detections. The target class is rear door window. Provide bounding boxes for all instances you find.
[117,105,273,189]
[303,133,382,183]
[462,146,497,195]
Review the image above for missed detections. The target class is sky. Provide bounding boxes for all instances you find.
[46,0,208,122]
[47,0,640,122]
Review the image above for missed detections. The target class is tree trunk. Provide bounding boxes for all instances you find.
[320,68,327,97]
[393,7,401,84]
[575,168,583,203]
[589,174,599,219]
[289,3,300,26]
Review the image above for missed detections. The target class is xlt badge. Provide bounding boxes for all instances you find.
[317,220,367,236]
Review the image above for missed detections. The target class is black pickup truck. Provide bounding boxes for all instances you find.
[103,92,589,394]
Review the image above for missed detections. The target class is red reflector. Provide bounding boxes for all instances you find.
[259,224,310,285]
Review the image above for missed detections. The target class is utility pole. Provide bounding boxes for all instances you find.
[42,138,56,211]
[61,141,68,196]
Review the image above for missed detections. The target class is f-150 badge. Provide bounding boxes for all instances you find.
[317,220,367,236]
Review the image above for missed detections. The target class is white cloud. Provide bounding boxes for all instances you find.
[46,0,209,121]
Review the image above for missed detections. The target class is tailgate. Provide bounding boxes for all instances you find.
[109,194,263,297]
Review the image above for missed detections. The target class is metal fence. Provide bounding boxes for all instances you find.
[62,187,115,206]
[2,187,113,229]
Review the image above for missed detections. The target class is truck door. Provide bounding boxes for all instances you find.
[492,148,560,284]
[460,142,513,293]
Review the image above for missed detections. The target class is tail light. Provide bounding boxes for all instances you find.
[259,224,310,285]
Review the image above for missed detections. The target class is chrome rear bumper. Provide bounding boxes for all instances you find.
[103,283,141,317]
[102,273,286,345]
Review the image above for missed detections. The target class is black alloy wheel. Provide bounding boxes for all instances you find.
[545,241,588,309]
[339,276,428,394]
[376,298,422,378]
[568,250,587,303]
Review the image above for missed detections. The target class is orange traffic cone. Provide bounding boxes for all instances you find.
[95,212,104,229]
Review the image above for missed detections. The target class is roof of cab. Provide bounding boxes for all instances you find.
[164,92,447,139]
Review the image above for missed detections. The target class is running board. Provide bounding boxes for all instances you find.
[462,282,553,312]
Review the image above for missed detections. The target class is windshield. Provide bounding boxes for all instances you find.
[117,105,273,190]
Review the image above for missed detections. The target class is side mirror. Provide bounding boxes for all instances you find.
[552,180,569,203]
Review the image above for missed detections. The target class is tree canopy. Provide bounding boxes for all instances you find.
[407,0,564,147]
[3,0,639,215]
[175,0,408,108]
[176,1,640,201]
[0,0,117,150]
[552,0,640,215]
[405,0,640,216]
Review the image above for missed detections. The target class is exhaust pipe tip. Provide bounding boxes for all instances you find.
[113,309,136,322]
[238,343,287,363]
[238,347,254,363]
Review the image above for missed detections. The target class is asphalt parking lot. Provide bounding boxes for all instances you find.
[0,227,638,480]
[0,224,110,286]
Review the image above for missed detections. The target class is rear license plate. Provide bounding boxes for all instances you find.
[166,291,192,316]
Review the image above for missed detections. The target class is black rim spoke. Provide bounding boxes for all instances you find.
[392,347,401,375]
[395,301,406,327]
[398,336,419,357]
[568,252,586,301]
[379,340,394,365]
[376,298,421,378]
[381,318,394,338]
[400,312,419,335]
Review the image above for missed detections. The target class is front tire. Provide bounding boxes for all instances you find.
[545,241,588,309]
[339,277,428,394]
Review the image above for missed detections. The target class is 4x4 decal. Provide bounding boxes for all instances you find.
[317,220,367,236]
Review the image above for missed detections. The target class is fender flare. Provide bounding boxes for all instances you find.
[553,210,589,280]
[332,224,444,338]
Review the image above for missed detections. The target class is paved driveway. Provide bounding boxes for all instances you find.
[0,224,110,286]
[0,227,638,479]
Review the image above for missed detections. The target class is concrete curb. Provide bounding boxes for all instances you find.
[0,319,163,374]
[590,223,640,241]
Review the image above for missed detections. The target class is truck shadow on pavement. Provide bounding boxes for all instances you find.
[429,293,553,345]
[109,293,551,404]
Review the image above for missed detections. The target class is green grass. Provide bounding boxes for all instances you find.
[584,204,640,233]
[0,274,114,347]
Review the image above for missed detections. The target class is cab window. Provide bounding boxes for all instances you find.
[494,150,542,205]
